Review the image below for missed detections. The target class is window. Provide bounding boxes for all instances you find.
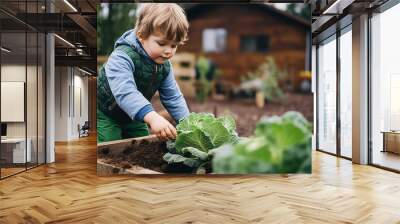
[317,36,337,155]
[339,27,352,158]
[202,28,227,53]
[0,1,47,179]
[316,25,352,159]
[371,2,400,171]
[240,35,269,53]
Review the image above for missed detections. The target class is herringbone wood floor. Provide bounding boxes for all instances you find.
[1,135,400,224]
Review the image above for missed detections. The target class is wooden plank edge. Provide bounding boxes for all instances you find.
[97,160,162,175]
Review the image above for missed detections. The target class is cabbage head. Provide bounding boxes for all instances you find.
[212,111,312,174]
[163,113,239,173]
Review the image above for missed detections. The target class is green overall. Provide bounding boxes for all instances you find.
[97,44,170,143]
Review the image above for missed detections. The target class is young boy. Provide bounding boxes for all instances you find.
[97,3,190,143]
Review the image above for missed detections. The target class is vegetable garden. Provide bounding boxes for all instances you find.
[97,93,313,175]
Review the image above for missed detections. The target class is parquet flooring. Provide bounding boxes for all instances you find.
[1,135,400,223]
[1,167,26,177]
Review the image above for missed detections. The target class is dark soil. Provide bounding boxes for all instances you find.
[126,139,167,172]
[98,139,166,173]
[98,139,196,174]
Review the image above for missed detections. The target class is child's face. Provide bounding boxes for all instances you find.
[139,32,178,65]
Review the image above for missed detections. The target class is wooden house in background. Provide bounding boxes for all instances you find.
[178,4,311,88]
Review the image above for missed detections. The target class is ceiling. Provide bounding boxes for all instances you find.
[0,0,98,74]
[309,0,389,40]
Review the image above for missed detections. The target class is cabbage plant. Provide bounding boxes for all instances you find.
[163,113,239,173]
[212,111,312,174]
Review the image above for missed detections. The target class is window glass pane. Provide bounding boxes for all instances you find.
[202,28,226,53]
[27,31,38,169]
[241,36,257,52]
[1,8,27,177]
[340,28,352,158]
[240,35,269,52]
[317,36,337,154]
[257,35,269,52]
[371,3,400,171]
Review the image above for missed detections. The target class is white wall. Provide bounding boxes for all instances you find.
[54,67,89,141]
[55,66,69,141]
[74,73,89,137]
[1,65,26,138]
[1,65,37,137]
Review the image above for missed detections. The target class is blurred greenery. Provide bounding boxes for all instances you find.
[194,56,217,103]
[286,3,311,21]
[242,57,287,103]
[97,3,137,56]
[260,57,286,103]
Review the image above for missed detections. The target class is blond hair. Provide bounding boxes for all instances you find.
[135,3,189,44]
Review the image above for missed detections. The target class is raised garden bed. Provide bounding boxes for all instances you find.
[97,135,197,175]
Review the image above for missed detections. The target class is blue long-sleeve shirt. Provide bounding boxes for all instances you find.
[104,29,189,123]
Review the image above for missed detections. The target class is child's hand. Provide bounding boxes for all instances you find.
[144,111,177,141]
